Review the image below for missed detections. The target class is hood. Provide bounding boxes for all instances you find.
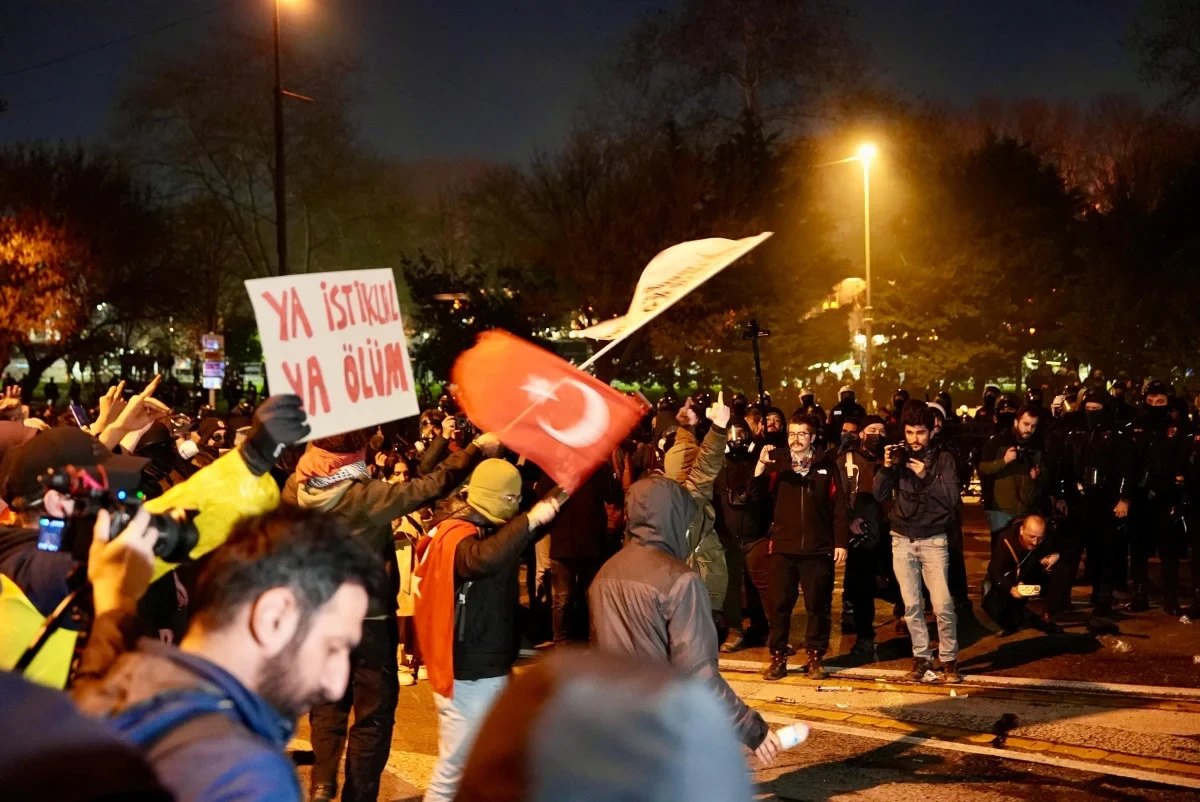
[294,480,353,512]
[99,640,294,750]
[456,650,752,802]
[625,475,694,560]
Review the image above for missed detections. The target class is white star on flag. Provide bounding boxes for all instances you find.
[521,376,559,405]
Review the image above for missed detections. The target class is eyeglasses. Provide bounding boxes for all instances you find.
[787,431,815,440]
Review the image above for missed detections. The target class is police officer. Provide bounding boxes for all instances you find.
[1127,380,1188,613]
[1110,379,1137,426]
[1050,388,1132,618]
[827,386,866,444]
[975,385,1002,424]
[794,388,827,425]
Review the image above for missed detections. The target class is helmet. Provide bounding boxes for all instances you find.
[1080,387,1108,406]
[983,384,1001,399]
[936,390,953,411]
[1025,387,1044,406]
[995,394,1019,415]
[892,388,910,409]
[1142,379,1172,398]
[799,388,815,403]
[839,385,855,403]
[730,392,748,417]
[657,392,679,413]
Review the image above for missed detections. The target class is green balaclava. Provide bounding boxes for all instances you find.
[466,459,523,524]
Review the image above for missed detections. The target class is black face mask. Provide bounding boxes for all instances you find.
[726,439,752,460]
[1145,406,1170,425]
[1086,410,1106,428]
[862,433,885,459]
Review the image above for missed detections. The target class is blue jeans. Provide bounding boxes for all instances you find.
[891,533,958,662]
[424,676,508,802]
[986,510,1015,542]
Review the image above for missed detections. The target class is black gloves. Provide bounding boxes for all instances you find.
[240,394,310,476]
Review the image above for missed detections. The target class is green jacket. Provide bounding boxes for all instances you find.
[663,424,728,610]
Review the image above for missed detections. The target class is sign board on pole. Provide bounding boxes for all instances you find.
[202,377,223,390]
[244,268,418,441]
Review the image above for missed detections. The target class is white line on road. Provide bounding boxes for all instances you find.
[719,659,1200,699]
[757,711,1200,790]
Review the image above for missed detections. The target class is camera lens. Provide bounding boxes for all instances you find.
[148,510,199,563]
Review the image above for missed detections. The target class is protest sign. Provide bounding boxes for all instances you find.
[245,268,418,441]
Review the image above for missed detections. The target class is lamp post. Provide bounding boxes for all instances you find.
[857,143,877,401]
[273,0,288,276]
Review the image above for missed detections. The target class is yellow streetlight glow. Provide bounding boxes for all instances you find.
[857,143,878,164]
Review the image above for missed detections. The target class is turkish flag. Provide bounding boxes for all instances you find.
[451,330,646,493]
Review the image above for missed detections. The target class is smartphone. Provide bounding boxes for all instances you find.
[36,517,67,552]
[69,403,90,428]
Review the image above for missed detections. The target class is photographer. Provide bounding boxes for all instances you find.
[982,514,1061,634]
[873,404,962,683]
[978,404,1046,545]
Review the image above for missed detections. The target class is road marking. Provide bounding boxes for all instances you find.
[753,706,1200,790]
[720,658,1200,700]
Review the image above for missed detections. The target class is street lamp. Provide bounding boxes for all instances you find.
[856,143,876,401]
[273,0,288,276]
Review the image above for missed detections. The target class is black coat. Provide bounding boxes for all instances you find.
[713,457,769,544]
[761,451,850,556]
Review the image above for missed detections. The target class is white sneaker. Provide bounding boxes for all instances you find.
[417,665,428,681]
[399,670,416,687]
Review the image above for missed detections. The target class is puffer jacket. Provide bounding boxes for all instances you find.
[589,474,768,750]
[660,424,728,610]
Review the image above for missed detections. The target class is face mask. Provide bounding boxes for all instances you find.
[1086,410,1105,428]
[862,433,884,458]
[1145,406,1170,424]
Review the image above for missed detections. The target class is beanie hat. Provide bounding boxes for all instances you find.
[662,437,699,483]
[467,459,523,524]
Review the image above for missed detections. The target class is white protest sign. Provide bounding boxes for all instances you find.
[245,268,418,441]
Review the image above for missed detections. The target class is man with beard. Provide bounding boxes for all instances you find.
[714,421,771,653]
[757,414,849,681]
[761,406,787,447]
[978,405,1046,545]
[72,508,385,802]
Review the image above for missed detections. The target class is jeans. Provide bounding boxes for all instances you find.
[767,553,834,654]
[309,618,399,802]
[891,534,957,662]
[986,510,1015,544]
[425,676,508,802]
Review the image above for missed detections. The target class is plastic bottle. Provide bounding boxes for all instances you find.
[776,722,810,749]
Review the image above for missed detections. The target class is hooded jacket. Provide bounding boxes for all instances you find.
[282,442,481,618]
[456,650,753,802]
[72,620,299,802]
[589,475,768,750]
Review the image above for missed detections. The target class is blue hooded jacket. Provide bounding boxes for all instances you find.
[73,637,300,802]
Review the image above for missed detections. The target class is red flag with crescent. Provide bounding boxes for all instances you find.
[450,330,646,493]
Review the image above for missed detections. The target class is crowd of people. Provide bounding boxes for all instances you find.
[0,367,1195,802]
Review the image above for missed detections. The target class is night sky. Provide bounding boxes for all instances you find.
[1,0,1156,164]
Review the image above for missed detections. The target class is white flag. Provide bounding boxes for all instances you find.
[575,233,772,341]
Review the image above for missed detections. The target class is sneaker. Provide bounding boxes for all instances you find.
[417,665,428,681]
[805,649,827,681]
[942,659,963,683]
[762,653,789,681]
[905,658,938,683]
[720,630,747,654]
[398,669,416,687]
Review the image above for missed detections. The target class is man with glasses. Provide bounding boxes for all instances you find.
[755,414,849,681]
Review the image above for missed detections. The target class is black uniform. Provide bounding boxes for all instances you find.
[831,444,892,644]
[827,399,867,444]
[713,452,772,641]
[1127,408,1189,610]
[1050,412,1132,614]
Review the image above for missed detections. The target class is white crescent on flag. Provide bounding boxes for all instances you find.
[575,232,772,341]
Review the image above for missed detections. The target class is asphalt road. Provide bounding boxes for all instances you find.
[286,502,1200,800]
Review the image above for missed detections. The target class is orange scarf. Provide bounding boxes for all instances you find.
[413,518,479,699]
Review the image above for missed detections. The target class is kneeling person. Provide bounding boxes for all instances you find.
[983,514,1061,634]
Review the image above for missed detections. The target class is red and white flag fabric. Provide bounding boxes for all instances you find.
[450,330,646,493]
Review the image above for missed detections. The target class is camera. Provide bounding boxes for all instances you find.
[1015,445,1041,466]
[885,444,909,464]
[35,466,199,563]
[453,413,477,444]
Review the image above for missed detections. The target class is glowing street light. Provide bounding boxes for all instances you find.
[856,143,876,399]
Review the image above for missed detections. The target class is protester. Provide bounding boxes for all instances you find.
[982,514,1062,633]
[282,426,501,802]
[589,407,782,765]
[874,404,962,683]
[415,460,564,802]
[455,650,755,802]
[756,414,848,681]
[72,507,386,802]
